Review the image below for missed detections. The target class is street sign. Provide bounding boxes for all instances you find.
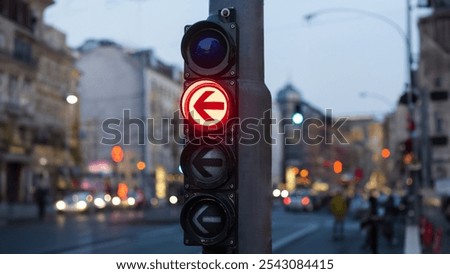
[181,194,236,246]
[181,80,232,132]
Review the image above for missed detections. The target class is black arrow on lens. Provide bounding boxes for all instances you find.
[192,148,223,178]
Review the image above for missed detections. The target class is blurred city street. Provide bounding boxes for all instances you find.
[0,201,416,254]
[1,0,450,255]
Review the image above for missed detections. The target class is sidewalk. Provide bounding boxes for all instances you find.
[0,203,51,226]
[421,205,450,254]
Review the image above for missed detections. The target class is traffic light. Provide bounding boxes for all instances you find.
[381,148,391,159]
[333,160,343,174]
[111,145,124,163]
[179,7,238,252]
[401,138,414,165]
[292,102,304,125]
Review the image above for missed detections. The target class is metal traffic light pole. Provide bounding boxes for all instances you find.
[209,0,272,253]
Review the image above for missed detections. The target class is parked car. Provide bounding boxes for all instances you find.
[93,192,111,210]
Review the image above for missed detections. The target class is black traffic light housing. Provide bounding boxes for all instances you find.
[181,8,237,80]
[179,7,239,252]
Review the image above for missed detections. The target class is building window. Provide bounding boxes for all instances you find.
[13,36,32,64]
[435,166,447,180]
[430,90,448,101]
[0,72,6,103]
[0,32,6,50]
[0,0,4,15]
[8,75,18,105]
[20,79,31,107]
[434,77,442,88]
[0,0,8,16]
[434,111,445,134]
[8,0,17,21]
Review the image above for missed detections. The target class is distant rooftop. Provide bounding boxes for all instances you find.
[276,83,302,103]
[77,39,121,52]
[77,39,181,83]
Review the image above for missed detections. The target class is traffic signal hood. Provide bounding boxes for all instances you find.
[292,102,304,125]
[181,9,237,79]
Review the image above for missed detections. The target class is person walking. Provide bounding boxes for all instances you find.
[34,186,47,220]
[361,192,380,253]
[330,190,348,240]
[382,194,397,246]
[34,174,48,220]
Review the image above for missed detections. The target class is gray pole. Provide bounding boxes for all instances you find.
[209,0,272,253]
[406,0,421,225]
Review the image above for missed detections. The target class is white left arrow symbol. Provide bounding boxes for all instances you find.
[193,205,209,234]
[193,205,222,235]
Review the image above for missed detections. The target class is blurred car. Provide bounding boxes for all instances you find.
[55,191,93,213]
[126,189,146,209]
[283,190,316,212]
[93,192,112,211]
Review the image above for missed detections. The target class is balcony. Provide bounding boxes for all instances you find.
[0,48,37,68]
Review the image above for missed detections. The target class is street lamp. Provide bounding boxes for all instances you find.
[65,93,79,189]
[304,6,413,86]
[66,94,78,105]
[359,91,394,109]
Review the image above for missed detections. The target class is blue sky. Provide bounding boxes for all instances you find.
[45,0,431,116]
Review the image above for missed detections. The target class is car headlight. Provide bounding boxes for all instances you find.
[127,197,136,206]
[104,194,112,202]
[169,195,178,205]
[112,196,121,206]
[76,201,88,211]
[55,200,66,211]
[94,198,106,209]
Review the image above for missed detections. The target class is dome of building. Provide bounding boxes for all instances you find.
[276,83,302,104]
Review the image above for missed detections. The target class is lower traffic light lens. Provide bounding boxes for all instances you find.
[190,29,227,69]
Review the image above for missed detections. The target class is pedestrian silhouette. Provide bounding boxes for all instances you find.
[361,192,379,253]
[34,174,48,220]
[382,194,397,246]
[330,190,348,240]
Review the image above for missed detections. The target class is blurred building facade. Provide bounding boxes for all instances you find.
[0,0,80,203]
[275,83,331,192]
[418,4,450,189]
[338,116,387,195]
[76,40,183,204]
[382,107,410,192]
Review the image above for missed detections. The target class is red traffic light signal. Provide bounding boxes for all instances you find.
[333,160,343,174]
[111,145,124,163]
[180,80,233,133]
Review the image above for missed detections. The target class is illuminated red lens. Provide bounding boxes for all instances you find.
[283,197,291,206]
[180,80,231,133]
[301,196,310,206]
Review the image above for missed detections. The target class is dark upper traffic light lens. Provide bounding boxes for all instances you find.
[181,21,235,76]
[190,30,227,69]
